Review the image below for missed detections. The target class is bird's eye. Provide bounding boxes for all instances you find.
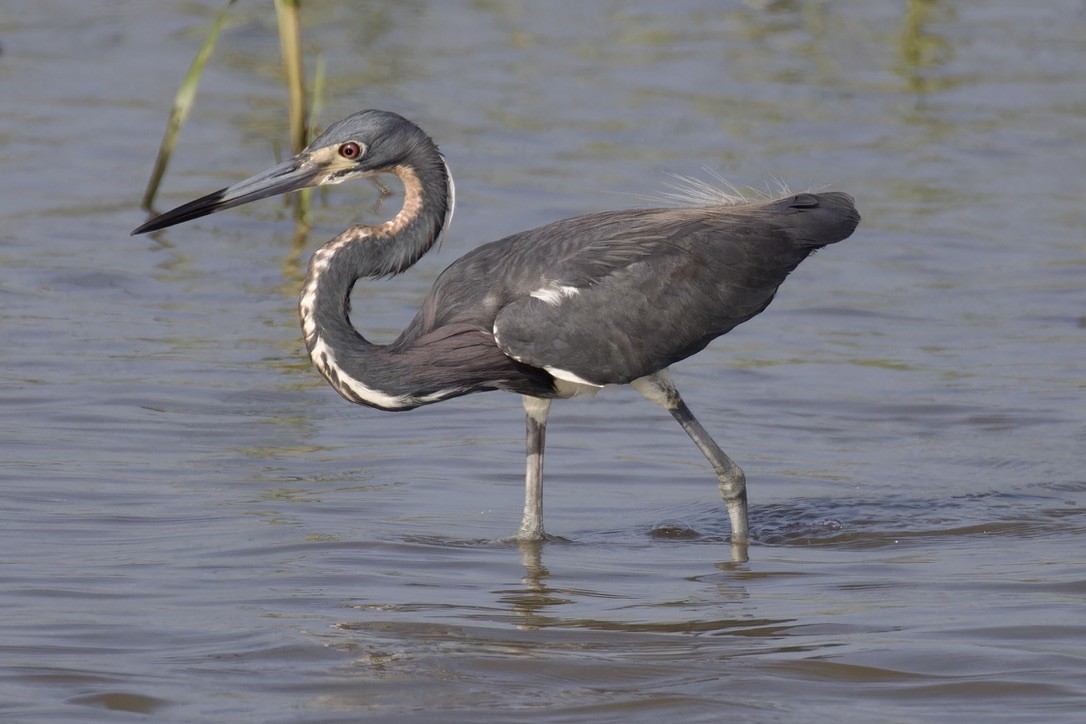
[339,141,363,159]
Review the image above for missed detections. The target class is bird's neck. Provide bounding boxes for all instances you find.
[298,158,454,410]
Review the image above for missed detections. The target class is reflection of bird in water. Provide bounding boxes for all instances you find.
[133,110,860,547]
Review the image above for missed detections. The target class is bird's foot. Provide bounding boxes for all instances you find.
[717,468,750,546]
[724,539,750,564]
[499,528,569,545]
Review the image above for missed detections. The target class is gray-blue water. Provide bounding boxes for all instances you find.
[1,1,1083,721]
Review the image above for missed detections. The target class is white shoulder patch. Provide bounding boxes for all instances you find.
[529,283,581,307]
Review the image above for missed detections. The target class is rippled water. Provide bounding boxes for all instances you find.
[1,1,1084,721]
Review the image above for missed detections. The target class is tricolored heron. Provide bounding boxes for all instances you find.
[133,110,860,545]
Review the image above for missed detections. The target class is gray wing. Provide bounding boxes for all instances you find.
[410,192,859,387]
[492,207,813,385]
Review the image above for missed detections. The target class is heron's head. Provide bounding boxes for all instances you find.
[132,110,438,235]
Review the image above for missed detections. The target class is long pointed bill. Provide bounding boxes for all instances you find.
[131,156,323,235]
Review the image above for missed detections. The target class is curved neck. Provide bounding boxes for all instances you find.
[298,154,454,410]
[352,161,453,278]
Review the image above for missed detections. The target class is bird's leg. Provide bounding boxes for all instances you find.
[516,396,552,541]
[631,371,750,546]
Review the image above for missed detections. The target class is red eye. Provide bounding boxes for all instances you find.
[339,141,363,159]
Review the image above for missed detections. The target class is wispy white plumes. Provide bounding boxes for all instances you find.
[658,169,797,207]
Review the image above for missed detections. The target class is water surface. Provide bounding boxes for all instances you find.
[0,1,1083,721]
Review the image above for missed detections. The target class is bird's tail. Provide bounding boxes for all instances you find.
[772,191,861,249]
